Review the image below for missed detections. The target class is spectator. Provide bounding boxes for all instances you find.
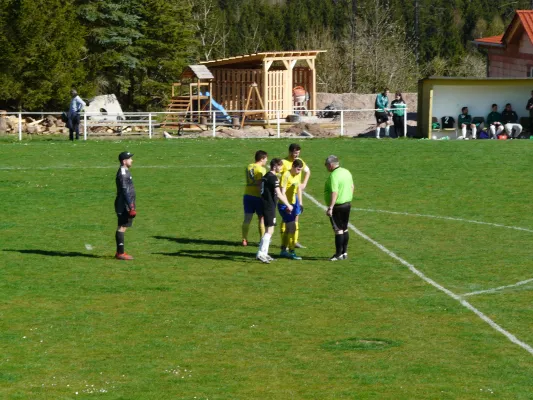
[374,88,392,139]
[68,89,86,141]
[526,90,533,133]
[487,104,504,139]
[458,106,476,139]
[501,103,522,138]
[390,92,407,138]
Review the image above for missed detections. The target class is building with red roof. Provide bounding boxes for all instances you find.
[474,10,533,77]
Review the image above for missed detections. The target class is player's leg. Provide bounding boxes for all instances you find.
[115,213,134,260]
[489,125,496,139]
[384,119,391,137]
[471,124,477,139]
[496,125,503,137]
[256,197,265,239]
[257,207,275,263]
[294,196,305,249]
[285,221,301,260]
[242,195,255,246]
[515,124,523,138]
[461,124,467,138]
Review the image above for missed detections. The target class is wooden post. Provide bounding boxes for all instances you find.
[306,58,316,116]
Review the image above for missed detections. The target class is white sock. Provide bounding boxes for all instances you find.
[376,128,380,138]
[260,233,272,255]
[385,126,390,137]
[472,126,477,139]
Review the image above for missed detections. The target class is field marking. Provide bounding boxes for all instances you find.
[304,192,533,356]
[0,164,239,171]
[463,278,533,297]
[352,207,533,234]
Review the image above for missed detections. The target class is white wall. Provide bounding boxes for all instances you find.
[432,84,532,122]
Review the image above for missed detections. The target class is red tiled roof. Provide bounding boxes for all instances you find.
[475,10,533,46]
[503,10,533,44]
[474,35,503,45]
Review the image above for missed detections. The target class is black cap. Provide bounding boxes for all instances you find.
[118,151,134,162]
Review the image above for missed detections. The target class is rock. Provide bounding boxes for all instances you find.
[106,129,114,134]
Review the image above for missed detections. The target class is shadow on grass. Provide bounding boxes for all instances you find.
[3,249,105,258]
[155,249,327,262]
[153,235,245,247]
[155,249,252,261]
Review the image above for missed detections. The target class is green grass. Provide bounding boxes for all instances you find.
[1,138,533,399]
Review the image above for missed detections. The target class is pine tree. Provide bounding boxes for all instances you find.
[0,0,87,110]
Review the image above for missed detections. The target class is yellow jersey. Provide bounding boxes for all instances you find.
[244,163,266,197]
[280,157,309,178]
[280,170,302,204]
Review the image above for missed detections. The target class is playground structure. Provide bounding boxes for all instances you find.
[163,50,325,129]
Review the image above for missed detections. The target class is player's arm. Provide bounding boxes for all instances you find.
[297,184,303,207]
[300,165,311,190]
[119,173,135,213]
[275,187,293,212]
[326,191,338,217]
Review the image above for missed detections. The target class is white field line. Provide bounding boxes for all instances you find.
[463,278,533,297]
[0,164,239,171]
[352,207,533,234]
[304,192,533,356]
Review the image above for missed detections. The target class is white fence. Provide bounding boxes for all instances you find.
[1,108,409,140]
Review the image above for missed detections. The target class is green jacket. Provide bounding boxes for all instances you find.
[375,93,389,112]
[487,111,502,125]
[391,100,406,117]
[458,114,472,125]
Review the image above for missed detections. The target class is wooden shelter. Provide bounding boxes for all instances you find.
[163,65,214,127]
[199,50,325,119]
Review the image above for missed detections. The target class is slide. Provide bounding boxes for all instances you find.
[205,91,231,122]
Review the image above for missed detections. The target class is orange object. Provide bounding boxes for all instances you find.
[498,134,508,140]
[292,86,306,97]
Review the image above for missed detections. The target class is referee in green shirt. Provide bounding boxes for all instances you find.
[324,155,354,261]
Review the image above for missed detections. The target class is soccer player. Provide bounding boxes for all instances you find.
[324,155,354,261]
[458,106,476,139]
[279,159,304,260]
[375,88,392,139]
[256,158,293,263]
[242,150,268,246]
[115,151,137,260]
[487,104,503,139]
[280,143,310,249]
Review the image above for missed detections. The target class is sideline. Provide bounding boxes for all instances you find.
[304,191,533,356]
[0,164,240,171]
[352,207,533,234]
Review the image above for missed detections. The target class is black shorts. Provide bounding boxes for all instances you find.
[330,202,351,232]
[375,112,389,124]
[263,206,277,228]
[117,212,134,228]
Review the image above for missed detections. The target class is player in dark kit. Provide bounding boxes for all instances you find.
[115,152,136,260]
[256,158,293,264]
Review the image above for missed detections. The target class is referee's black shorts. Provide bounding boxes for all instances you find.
[330,202,351,232]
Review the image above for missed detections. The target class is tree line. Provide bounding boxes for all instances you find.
[0,0,530,111]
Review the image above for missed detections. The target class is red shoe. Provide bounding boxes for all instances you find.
[242,239,248,246]
[115,252,134,260]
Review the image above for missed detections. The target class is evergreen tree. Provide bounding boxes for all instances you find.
[0,0,87,110]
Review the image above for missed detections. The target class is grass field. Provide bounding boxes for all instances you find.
[1,137,533,399]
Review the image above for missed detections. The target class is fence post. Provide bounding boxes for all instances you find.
[404,106,408,138]
[148,113,152,139]
[212,111,216,137]
[340,110,344,137]
[277,110,281,138]
[83,113,87,140]
[18,113,22,141]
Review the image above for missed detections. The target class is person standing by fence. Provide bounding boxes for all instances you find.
[390,92,407,138]
[68,89,86,141]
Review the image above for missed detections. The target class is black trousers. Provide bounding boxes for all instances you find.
[393,115,405,138]
[69,113,81,140]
